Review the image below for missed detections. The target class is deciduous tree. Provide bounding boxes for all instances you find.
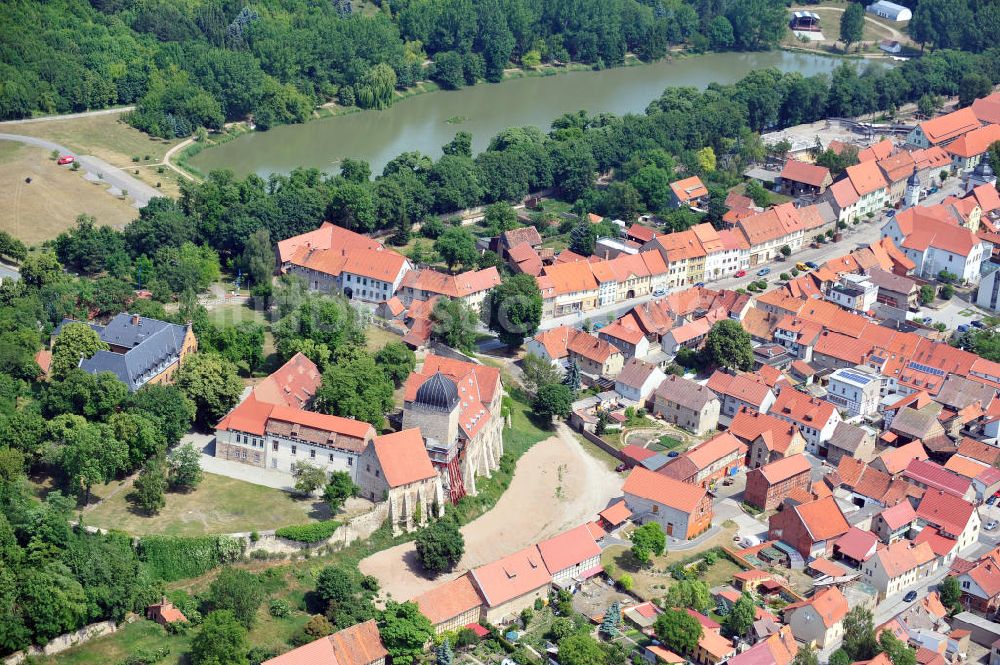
[415,519,465,574]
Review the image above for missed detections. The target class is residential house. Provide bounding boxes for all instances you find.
[623,466,713,539]
[783,586,850,647]
[706,370,776,418]
[692,624,736,665]
[872,501,918,544]
[526,326,625,378]
[869,268,919,311]
[889,406,945,445]
[947,124,1000,173]
[356,429,445,534]
[834,526,880,566]
[779,159,833,196]
[877,152,917,205]
[615,358,667,406]
[735,203,808,266]
[413,573,485,634]
[882,206,992,284]
[772,387,842,455]
[661,317,713,355]
[60,313,197,392]
[915,490,981,563]
[537,524,602,587]
[599,321,651,359]
[955,547,1000,615]
[768,495,851,558]
[659,431,748,488]
[470,545,553,624]
[397,266,501,311]
[907,107,982,149]
[496,226,543,260]
[729,408,807,469]
[652,375,721,436]
[726,626,798,665]
[280,222,411,303]
[745,454,813,511]
[824,161,889,224]
[872,440,930,477]
[826,274,879,314]
[670,176,709,208]
[824,365,883,418]
[826,422,877,465]
[903,459,976,502]
[860,539,938,598]
[263,619,388,665]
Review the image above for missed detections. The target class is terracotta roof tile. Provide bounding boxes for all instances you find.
[623,466,708,513]
[371,428,436,488]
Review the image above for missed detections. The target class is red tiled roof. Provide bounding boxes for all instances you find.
[413,573,484,626]
[781,159,831,187]
[623,466,708,513]
[877,440,928,475]
[903,458,972,498]
[252,352,321,409]
[371,429,436,488]
[758,455,811,485]
[670,176,709,203]
[835,526,878,562]
[471,545,551,607]
[845,160,888,197]
[706,370,773,407]
[859,139,895,163]
[918,107,981,145]
[787,586,848,628]
[773,387,837,428]
[263,619,387,665]
[794,496,849,542]
[917,490,976,537]
[600,500,633,526]
[537,524,601,574]
[948,124,1000,158]
[879,501,917,530]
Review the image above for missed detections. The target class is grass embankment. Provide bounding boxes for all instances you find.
[0,143,138,245]
[85,473,329,537]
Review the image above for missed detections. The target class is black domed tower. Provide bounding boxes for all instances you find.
[414,372,460,411]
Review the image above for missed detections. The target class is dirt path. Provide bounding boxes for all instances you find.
[359,423,622,601]
[162,136,198,181]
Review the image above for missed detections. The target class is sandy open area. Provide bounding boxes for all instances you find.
[359,424,623,602]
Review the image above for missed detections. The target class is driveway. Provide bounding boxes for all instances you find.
[0,132,160,208]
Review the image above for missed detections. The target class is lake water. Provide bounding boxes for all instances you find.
[190,51,882,178]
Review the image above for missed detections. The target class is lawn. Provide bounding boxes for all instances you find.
[0,142,138,245]
[651,435,684,450]
[36,619,191,665]
[364,324,404,352]
[3,112,181,168]
[205,301,269,328]
[85,472,328,537]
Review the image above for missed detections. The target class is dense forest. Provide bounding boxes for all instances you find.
[3,0,793,133]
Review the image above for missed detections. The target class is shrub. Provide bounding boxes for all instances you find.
[137,535,239,581]
[780,272,790,280]
[132,155,140,162]
[618,573,633,591]
[275,521,341,543]
[269,599,291,618]
[120,647,171,665]
[250,530,260,542]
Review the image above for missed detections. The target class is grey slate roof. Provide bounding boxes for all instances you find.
[827,421,870,454]
[70,313,189,391]
[934,375,997,411]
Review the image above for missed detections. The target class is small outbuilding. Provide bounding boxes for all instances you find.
[866,1,912,22]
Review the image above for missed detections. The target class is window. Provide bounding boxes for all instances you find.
[375,469,380,477]
[272,441,278,452]
[310,450,316,459]
[347,458,353,466]
[330,453,334,461]
[291,445,297,455]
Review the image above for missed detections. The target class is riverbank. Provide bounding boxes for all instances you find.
[188,50,887,178]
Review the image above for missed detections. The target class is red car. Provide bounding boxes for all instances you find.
[57,155,75,165]
[734,269,746,277]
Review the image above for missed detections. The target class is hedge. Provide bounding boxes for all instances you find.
[274,521,341,543]
[137,535,243,581]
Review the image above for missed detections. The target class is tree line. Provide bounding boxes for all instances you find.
[0,0,799,132]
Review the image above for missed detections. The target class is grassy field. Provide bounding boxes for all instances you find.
[85,472,327,537]
[2,112,180,168]
[0,142,138,245]
[783,2,913,52]
[205,301,269,328]
[364,324,405,352]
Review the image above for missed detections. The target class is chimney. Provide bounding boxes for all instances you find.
[131,314,141,326]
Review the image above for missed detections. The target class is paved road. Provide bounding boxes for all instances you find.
[0,106,136,126]
[0,132,160,208]
[0,262,19,282]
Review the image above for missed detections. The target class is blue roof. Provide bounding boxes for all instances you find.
[69,313,189,391]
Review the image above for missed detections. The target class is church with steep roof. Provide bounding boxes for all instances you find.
[402,354,505,503]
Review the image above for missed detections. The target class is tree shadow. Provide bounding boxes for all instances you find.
[307,500,333,521]
[400,548,440,581]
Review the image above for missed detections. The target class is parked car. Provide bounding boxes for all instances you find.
[615,463,627,473]
[757,267,771,276]
[886,209,896,217]
[987,520,998,531]
[734,269,746,278]
[972,320,986,328]
[920,316,933,324]
[903,590,918,602]
[694,282,705,287]
[958,324,970,333]
[652,288,666,297]
[796,262,810,272]
[805,261,819,269]
[57,155,75,165]
[988,495,997,506]
[667,451,679,458]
